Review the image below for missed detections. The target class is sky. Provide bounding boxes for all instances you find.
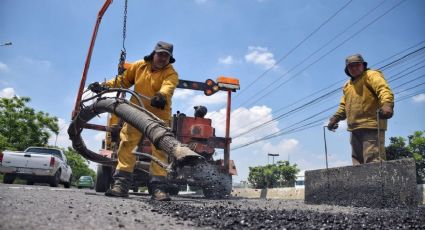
[1,0,424,183]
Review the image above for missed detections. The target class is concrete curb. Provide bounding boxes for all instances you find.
[232,184,425,205]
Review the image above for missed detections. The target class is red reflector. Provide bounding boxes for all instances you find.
[49,156,55,167]
[0,152,3,163]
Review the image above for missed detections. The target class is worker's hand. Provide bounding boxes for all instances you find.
[379,103,393,119]
[327,117,339,131]
[88,82,108,94]
[150,92,166,110]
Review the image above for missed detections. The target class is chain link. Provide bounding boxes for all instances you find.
[122,0,128,52]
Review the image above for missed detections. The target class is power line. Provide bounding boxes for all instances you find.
[236,0,385,106]
[232,60,425,142]
[234,0,354,100]
[231,45,425,138]
[233,88,339,138]
[231,84,424,150]
[238,0,407,109]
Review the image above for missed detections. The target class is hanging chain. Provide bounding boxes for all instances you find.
[122,0,127,53]
[117,0,128,76]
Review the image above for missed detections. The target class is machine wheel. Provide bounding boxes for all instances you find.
[50,170,61,187]
[95,165,113,192]
[3,174,15,184]
[64,174,72,188]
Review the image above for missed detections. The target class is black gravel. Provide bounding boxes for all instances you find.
[147,198,425,229]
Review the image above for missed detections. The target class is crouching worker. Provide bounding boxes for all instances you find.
[88,41,179,201]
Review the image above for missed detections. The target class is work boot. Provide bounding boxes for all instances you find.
[105,170,132,198]
[152,188,171,201]
[150,182,171,201]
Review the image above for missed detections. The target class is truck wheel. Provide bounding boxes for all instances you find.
[95,165,112,192]
[50,170,61,187]
[3,174,15,184]
[64,174,72,188]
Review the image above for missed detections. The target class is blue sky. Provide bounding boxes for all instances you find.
[1,0,424,182]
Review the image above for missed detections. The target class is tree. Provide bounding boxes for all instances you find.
[386,131,425,184]
[248,160,299,189]
[63,147,96,184]
[0,96,59,151]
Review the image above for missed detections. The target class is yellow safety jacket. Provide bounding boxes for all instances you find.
[104,60,178,121]
[334,69,394,131]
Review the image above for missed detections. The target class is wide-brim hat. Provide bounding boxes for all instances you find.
[344,54,367,76]
[154,41,175,63]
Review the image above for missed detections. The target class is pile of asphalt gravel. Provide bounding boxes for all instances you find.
[147,199,425,229]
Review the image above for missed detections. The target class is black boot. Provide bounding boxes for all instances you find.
[151,183,171,201]
[105,170,132,198]
[149,177,171,201]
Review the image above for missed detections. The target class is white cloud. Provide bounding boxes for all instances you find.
[245,46,277,69]
[218,55,235,65]
[0,62,9,72]
[261,138,299,157]
[48,118,72,148]
[207,105,279,146]
[22,57,51,71]
[0,87,15,98]
[412,93,425,103]
[174,89,195,100]
[191,92,227,106]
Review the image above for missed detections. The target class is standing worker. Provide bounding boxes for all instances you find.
[327,54,394,165]
[88,41,179,201]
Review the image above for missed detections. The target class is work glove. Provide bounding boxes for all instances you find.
[150,92,166,110]
[379,103,393,119]
[87,82,108,94]
[327,117,339,131]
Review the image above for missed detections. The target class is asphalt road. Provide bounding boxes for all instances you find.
[1,183,424,229]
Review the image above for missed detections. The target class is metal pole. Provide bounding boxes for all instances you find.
[72,0,113,119]
[376,109,381,161]
[223,90,232,173]
[323,126,329,169]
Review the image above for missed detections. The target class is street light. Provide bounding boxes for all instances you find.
[1,42,12,46]
[267,153,279,164]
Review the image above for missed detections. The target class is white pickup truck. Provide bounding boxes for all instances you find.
[0,147,72,187]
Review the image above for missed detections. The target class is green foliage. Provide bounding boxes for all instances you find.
[63,147,96,184]
[248,160,299,189]
[386,131,425,184]
[0,96,59,151]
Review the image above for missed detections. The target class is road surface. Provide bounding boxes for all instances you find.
[0,183,424,229]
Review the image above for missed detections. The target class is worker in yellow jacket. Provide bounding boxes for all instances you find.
[328,54,394,165]
[88,41,178,200]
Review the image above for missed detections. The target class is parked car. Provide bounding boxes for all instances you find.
[77,176,94,189]
[0,147,72,187]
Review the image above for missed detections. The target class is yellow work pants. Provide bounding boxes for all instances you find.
[116,122,168,177]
